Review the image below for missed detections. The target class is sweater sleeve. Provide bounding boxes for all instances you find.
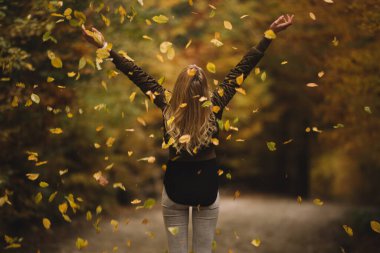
[211,36,272,117]
[109,49,169,110]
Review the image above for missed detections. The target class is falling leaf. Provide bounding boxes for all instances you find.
[168,226,179,235]
[306,83,318,87]
[48,191,58,202]
[236,73,244,85]
[26,173,39,181]
[251,239,261,247]
[35,192,43,204]
[131,199,141,204]
[211,138,219,145]
[332,36,339,46]
[309,12,316,20]
[324,0,334,3]
[313,198,324,206]
[51,57,63,68]
[261,71,266,81]
[342,225,354,236]
[281,60,288,65]
[370,220,380,233]
[106,137,115,147]
[364,106,372,114]
[31,93,40,104]
[206,62,216,73]
[187,68,197,76]
[179,134,191,143]
[152,14,169,23]
[42,218,51,229]
[210,38,224,47]
[49,128,63,134]
[318,71,325,78]
[297,195,302,204]
[266,141,276,151]
[76,237,88,250]
[110,219,119,232]
[113,182,126,191]
[39,181,49,188]
[224,20,232,30]
[185,39,192,48]
[264,29,276,39]
[93,171,109,186]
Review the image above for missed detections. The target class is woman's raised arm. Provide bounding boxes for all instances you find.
[81,25,169,111]
[211,14,294,116]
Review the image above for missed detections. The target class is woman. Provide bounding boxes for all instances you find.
[82,13,294,253]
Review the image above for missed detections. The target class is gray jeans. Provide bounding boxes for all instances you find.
[161,185,220,253]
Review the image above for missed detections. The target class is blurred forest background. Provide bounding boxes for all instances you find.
[0,0,379,252]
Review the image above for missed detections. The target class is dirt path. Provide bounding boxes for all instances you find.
[39,191,372,253]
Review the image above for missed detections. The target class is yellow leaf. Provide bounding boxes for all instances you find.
[168,226,179,235]
[26,173,39,181]
[297,195,302,204]
[67,72,76,77]
[206,62,216,73]
[11,96,18,107]
[235,87,246,95]
[106,137,115,147]
[76,237,88,249]
[39,181,49,188]
[224,120,230,131]
[212,105,220,113]
[49,128,63,134]
[167,116,175,126]
[58,202,68,214]
[251,239,261,247]
[318,71,325,78]
[42,218,51,229]
[113,182,126,191]
[101,14,110,26]
[332,36,339,46]
[370,220,380,233]
[313,198,324,206]
[261,71,267,81]
[179,134,191,143]
[342,225,354,236]
[48,191,58,202]
[224,20,232,30]
[264,29,276,39]
[111,219,119,231]
[306,82,318,87]
[131,199,141,204]
[309,12,316,20]
[152,14,169,23]
[129,91,136,102]
[236,73,244,85]
[185,39,192,49]
[51,57,63,68]
[211,138,219,145]
[31,93,40,104]
[187,68,197,76]
[86,211,92,221]
[35,192,43,204]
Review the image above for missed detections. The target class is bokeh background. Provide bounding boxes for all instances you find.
[0,0,379,252]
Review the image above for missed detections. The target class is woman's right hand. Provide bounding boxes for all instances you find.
[269,14,294,34]
[81,24,106,48]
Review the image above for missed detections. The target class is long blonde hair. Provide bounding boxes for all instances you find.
[163,64,218,156]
